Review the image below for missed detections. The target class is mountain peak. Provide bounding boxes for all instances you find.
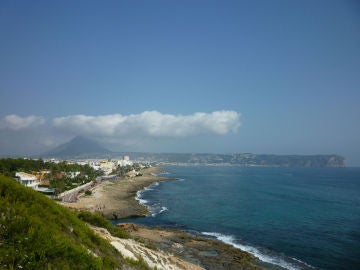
[41,136,110,158]
[70,135,98,145]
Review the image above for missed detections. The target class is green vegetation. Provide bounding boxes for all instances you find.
[125,257,153,270]
[111,163,145,177]
[77,211,131,239]
[85,190,92,196]
[0,158,100,193]
[0,174,150,270]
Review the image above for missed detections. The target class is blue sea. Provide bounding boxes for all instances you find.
[120,166,360,270]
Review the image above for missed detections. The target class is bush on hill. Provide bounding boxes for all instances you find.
[0,175,125,269]
[77,211,131,239]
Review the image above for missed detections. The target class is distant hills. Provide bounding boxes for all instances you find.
[40,136,346,167]
[41,136,111,158]
[128,152,346,167]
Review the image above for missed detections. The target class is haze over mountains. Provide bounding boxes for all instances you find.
[40,136,346,167]
[42,136,110,158]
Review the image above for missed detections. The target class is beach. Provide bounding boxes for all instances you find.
[61,167,174,219]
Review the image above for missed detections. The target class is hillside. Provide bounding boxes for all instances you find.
[41,136,111,158]
[0,175,137,269]
[0,175,216,270]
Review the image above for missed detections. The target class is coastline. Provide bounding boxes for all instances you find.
[61,167,175,219]
[116,223,279,270]
[61,167,280,269]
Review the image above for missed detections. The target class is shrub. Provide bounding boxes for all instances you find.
[77,211,131,239]
[0,175,123,269]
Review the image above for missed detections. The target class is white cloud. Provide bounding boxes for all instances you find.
[53,114,124,136]
[0,114,45,130]
[0,111,242,155]
[53,110,241,138]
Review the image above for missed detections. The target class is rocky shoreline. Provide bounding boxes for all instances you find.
[62,167,282,270]
[117,223,272,270]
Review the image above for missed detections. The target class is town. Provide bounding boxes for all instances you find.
[0,156,151,203]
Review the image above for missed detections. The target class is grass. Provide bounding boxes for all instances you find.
[125,257,154,270]
[77,211,131,239]
[0,174,148,270]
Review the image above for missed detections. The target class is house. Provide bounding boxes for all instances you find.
[117,156,133,167]
[68,171,81,179]
[99,160,116,175]
[15,172,39,190]
[33,170,51,182]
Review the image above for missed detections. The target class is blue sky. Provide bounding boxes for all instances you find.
[0,0,359,165]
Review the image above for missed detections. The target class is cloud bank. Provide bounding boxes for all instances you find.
[0,111,241,154]
[0,114,45,130]
[52,111,241,138]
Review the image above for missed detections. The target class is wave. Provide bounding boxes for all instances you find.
[135,183,158,206]
[152,206,168,217]
[135,182,169,217]
[151,171,171,177]
[201,232,314,270]
[135,189,148,205]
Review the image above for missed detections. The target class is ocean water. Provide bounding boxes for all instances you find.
[121,166,360,270]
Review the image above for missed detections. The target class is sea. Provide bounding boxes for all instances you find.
[119,166,360,270]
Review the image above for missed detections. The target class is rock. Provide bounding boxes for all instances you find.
[117,223,138,232]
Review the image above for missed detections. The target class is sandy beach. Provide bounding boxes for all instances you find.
[61,167,174,219]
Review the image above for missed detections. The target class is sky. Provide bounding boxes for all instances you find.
[0,0,359,165]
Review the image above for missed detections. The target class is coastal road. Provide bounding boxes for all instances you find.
[62,190,78,203]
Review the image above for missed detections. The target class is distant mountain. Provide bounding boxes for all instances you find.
[41,136,111,158]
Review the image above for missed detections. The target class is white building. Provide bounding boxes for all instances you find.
[99,160,116,175]
[117,156,133,167]
[15,172,39,190]
[68,171,81,179]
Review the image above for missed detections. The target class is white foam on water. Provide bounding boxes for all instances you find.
[135,182,161,204]
[201,232,309,270]
[152,206,168,217]
[291,258,316,269]
[135,190,148,205]
[136,182,167,217]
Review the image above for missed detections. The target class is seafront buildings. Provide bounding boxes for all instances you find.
[73,156,134,175]
[15,172,39,190]
[12,156,145,198]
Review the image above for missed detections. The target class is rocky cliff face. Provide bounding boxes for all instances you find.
[325,155,346,167]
